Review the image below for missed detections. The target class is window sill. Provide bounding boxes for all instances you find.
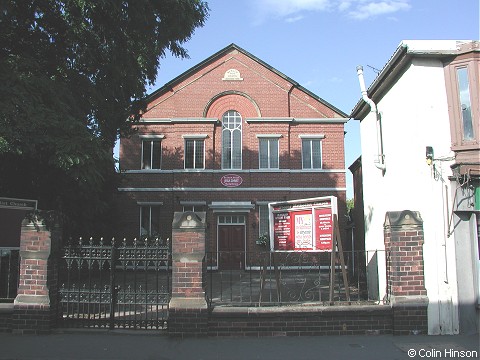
[451,143,480,151]
[123,169,345,174]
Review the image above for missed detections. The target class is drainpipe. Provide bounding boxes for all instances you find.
[356,66,386,173]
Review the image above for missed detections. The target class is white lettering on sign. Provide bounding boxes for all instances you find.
[220,174,243,187]
[0,197,37,210]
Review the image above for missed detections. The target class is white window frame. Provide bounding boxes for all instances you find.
[221,110,242,170]
[181,201,207,212]
[140,135,164,170]
[258,204,270,237]
[456,67,475,142]
[182,205,206,212]
[257,135,281,169]
[217,215,245,225]
[300,135,324,170]
[138,202,163,237]
[182,134,207,170]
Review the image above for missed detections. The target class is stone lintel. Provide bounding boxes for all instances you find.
[172,253,205,262]
[21,219,47,231]
[0,303,14,313]
[172,212,206,230]
[19,250,50,260]
[212,304,392,316]
[14,294,50,306]
[384,210,423,230]
[390,295,428,308]
[169,297,208,310]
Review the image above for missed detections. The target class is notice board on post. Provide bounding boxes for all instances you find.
[267,196,350,303]
[268,196,337,252]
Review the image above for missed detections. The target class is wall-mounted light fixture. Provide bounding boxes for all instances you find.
[426,146,434,166]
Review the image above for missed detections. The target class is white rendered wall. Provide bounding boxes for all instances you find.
[360,57,459,334]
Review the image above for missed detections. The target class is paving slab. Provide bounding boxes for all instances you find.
[0,330,477,360]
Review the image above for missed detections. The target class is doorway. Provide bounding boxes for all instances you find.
[217,215,245,270]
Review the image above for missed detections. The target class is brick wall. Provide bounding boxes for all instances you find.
[117,44,347,251]
[384,212,427,298]
[209,306,392,337]
[0,305,13,333]
[384,210,428,335]
[121,122,345,172]
[171,230,205,298]
[169,212,209,337]
[119,46,346,181]
[385,230,427,297]
[168,210,393,338]
[11,220,60,335]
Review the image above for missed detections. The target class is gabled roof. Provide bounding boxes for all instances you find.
[147,43,348,118]
[350,40,479,120]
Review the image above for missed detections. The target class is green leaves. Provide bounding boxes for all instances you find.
[0,0,209,236]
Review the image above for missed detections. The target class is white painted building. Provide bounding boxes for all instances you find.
[351,40,479,335]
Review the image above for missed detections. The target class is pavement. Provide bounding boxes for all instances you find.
[0,330,478,360]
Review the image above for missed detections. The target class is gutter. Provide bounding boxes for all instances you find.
[351,40,470,119]
[356,66,386,173]
[351,43,409,120]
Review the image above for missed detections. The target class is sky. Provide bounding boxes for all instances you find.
[140,0,479,198]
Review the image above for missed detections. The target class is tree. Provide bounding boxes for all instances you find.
[0,0,209,236]
[346,198,354,220]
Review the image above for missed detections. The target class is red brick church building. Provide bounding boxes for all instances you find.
[117,44,348,269]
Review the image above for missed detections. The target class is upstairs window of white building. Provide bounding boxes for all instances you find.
[456,67,475,141]
[222,110,242,169]
[446,54,479,149]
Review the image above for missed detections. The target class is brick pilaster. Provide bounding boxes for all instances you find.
[384,210,428,335]
[11,219,60,334]
[168,212,208,337]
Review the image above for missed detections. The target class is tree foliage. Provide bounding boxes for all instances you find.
[0,0,209,236]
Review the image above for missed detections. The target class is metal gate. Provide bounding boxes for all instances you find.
[59,237,170,330]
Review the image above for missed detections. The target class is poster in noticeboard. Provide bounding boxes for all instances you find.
[269,196,337,252]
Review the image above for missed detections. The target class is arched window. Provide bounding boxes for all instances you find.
[222,110,242,169]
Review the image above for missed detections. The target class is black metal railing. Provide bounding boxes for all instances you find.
[59,237,171,330]
[0,247,20,303]
[205,249,385,307]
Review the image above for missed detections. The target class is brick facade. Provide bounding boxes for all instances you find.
[11,220,60,334]
[169,212,209,337]
[209,306,392,337]
[118,44,348,262]
[384,210,428,335]
[168,210,395,337]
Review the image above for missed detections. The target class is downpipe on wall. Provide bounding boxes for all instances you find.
[356,66,386,173]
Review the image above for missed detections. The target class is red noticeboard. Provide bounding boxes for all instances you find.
[269,196,337,252]
[315,207,333,251]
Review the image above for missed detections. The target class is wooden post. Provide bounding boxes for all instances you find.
[329,215,349,303]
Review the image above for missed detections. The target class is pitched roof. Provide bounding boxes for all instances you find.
[350,40,479,120]
[147,43,348,118]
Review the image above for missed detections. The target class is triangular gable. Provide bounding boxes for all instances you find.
[144,43,347,119]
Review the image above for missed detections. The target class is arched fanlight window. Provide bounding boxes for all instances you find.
[221,110,242,169]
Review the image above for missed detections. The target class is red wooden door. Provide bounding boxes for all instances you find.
[218,225,245,270]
